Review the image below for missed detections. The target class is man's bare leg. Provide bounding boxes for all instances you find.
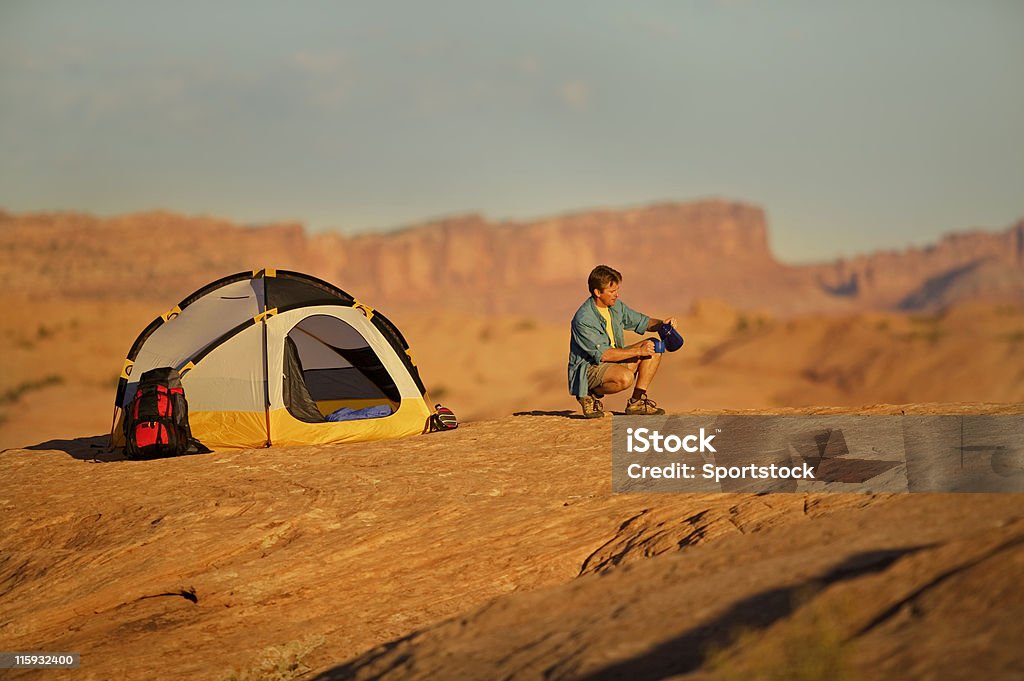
[624,341,666,415]
[593,353,662,395]
[634,352,662,393]
[592,362,637,397]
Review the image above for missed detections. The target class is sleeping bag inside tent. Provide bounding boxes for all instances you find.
[111,269,433,449]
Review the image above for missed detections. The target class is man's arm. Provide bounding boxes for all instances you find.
[646,316,678,332]
[600,343,653,362]
[572,314,615,365]
[618,301,676,334]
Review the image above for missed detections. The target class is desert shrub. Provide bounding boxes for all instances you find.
[909,313,941,326]
[1001,330,1024,344]
[0,375,65,405]
[707,607,854,681]
[899,316,945,345]
[222,635,324,681]
[906,328,945,345]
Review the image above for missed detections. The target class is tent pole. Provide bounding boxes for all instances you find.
[261,275,272,447]
[108,406,121,450]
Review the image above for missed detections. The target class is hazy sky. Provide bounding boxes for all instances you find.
[1,1,1022,262]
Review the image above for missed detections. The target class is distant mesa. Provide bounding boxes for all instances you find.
[1,202,1021,317]
[898,259,1024,311]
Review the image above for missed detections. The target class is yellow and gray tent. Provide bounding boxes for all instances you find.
[111,269,432,449]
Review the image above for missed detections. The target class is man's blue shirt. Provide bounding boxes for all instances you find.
[567,298,649,398]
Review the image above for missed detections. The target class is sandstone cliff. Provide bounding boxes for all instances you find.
[802,220,1024,310]
[2,202,1022,317]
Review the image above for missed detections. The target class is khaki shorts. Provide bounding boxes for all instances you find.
[586,362,612,391]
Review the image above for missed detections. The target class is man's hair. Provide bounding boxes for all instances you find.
[588,265,621,295]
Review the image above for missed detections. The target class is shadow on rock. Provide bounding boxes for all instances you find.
[513,410,584,419]
[310,546,931,681]
[21,434,123,462]
[578,546,931,681]
[22,436,217,463]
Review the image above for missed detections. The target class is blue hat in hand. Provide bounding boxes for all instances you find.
[658,322,685,352]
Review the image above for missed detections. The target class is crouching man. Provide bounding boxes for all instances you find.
[568,265,676,418]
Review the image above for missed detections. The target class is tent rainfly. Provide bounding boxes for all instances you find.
[111,269,433,449]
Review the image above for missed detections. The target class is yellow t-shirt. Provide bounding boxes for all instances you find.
[597,305,616,348]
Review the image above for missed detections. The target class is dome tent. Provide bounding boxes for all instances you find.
[111,269,433,449]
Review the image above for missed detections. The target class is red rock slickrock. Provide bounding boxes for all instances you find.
[1,407,1021,680]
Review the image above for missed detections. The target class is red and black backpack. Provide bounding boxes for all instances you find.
[124,367,206,459]
[429,403,458,432]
